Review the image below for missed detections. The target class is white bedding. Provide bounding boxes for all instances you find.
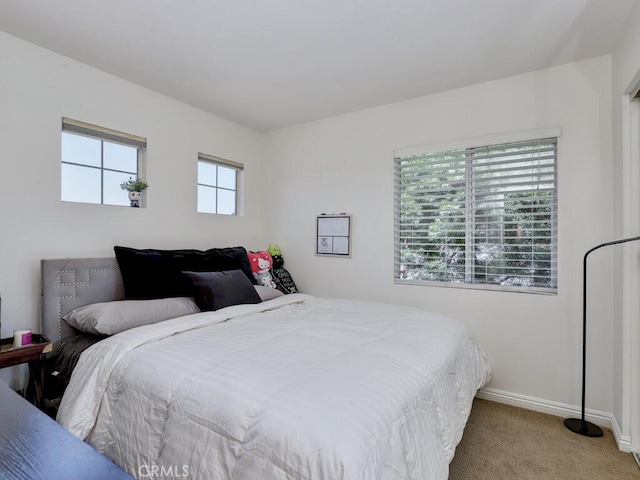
[58,294,491,480]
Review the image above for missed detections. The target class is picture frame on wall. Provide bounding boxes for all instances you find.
[316,214,351,257]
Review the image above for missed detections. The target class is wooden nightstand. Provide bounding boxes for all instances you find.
[0,334,52,409]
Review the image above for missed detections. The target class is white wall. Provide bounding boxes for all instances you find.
[0,31,265,386]
[0,26,621,421]
[264,56,616,413]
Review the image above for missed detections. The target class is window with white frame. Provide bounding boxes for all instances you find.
[394,130,559,293]
[61,118,146,206]
[197,153,243,215]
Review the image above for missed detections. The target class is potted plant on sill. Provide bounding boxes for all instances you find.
[120,177,149,208]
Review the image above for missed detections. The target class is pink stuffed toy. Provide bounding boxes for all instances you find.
[248,251,277,288]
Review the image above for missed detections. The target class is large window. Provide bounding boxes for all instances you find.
[394,131,558,293]
[197,153,243,215]
[61,118,146,206]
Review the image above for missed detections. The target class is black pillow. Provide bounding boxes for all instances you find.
[114,246,256,299]
[182,270,261,311]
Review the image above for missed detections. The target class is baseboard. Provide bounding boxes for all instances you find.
[476,387,632,453]
[610,414,633,453]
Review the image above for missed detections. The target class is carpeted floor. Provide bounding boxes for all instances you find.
[449,399,640,480]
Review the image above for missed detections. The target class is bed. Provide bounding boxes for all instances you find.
[42,250,491,480]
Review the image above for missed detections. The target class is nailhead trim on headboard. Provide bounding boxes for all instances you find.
[54,267,119,352]
[41,258,123,355]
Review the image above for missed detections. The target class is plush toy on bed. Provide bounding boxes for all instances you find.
[267,244,299,294]
[248,251,277,289]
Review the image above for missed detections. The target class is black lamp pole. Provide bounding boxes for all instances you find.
[564,234,640,437]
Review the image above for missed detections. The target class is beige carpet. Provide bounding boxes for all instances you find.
[449,399,639,480]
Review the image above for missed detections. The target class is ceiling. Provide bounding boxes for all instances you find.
[0,0,636,132]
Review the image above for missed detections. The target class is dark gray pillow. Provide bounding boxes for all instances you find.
[182,270,261,311]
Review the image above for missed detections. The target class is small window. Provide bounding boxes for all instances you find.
[394,130,559,293]
[61,118,146,206]
[197,153,243,215]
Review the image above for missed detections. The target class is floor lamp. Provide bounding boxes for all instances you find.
[564,234,640,437]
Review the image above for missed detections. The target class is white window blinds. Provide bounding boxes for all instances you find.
[394,135,558,292]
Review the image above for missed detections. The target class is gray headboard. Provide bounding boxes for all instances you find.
[41,257,124,355]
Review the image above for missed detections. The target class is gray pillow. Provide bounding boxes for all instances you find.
[183,269,261,311]
[63,297,200,335]
[254,285,285,301]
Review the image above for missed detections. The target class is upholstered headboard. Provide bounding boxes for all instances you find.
[41,257,124,355]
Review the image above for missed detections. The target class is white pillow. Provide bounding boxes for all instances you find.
[254,285,285,301]
[63,297,200,335]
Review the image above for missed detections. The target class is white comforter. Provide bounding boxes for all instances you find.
[58,294,490,480]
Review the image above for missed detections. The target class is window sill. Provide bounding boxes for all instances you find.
[394,278,557,295]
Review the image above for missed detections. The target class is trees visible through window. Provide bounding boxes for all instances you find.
[61,118,146,206]
[394,135,558,293]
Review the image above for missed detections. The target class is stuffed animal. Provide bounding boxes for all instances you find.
[267,244,298,294]
[248,251,277,289]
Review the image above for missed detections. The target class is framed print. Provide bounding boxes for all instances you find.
[316,215,351,257]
